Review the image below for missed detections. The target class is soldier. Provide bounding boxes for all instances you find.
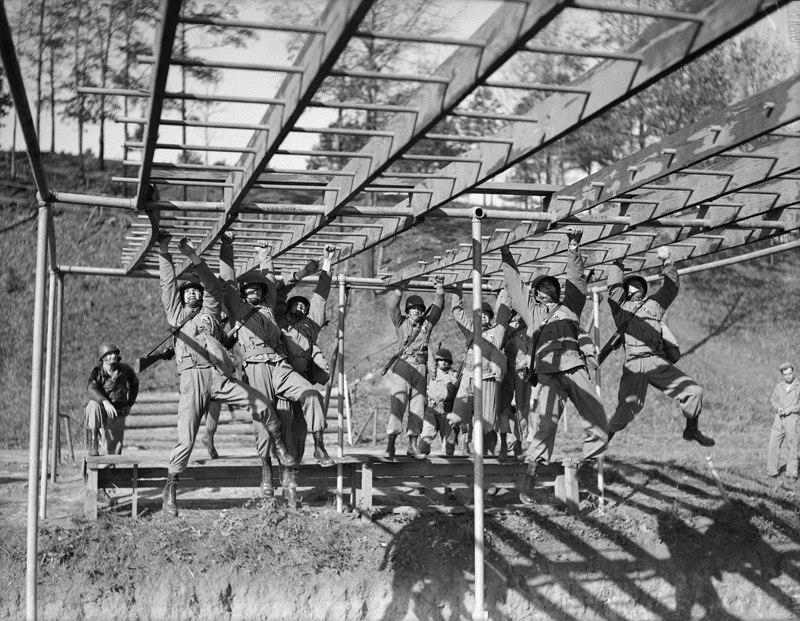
[85,343,139,456]
[418,347,460,457]
[498,311,533,459]
[606,247,714,447]
[272,245,337,502]
[448,288,511,455]
[157,232,294,517]
[768,362,800,479]
[181,237,331,505]
[501,228,607,505]
[385,277,445,459]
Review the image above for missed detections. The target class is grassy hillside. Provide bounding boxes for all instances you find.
[2,152,800,457]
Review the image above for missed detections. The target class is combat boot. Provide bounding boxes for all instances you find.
[162,472,179,517]
[518,463,538,506]
[384,434,397,460]
[511,440,523,458]
[444,442,455,456]
[417,437,431,460]
[202,432,218,459]
[261,457,274,498]
[313,431,334,467]
[682,416,715,447]
[407,435,423,459]
[270,433,298,467]
[281,466,298,509]
[88,429,99,457]
[498,433,509,460]
[484,430,498,455]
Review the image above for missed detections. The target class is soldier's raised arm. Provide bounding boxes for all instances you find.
[388,287,404,329]
[451,284,473,338]
[308,245,335,327]
[650,247,679,311]
[562,227,588,316]
[157,230,183,326]
[500,247,534,329]
[426,274,445,327]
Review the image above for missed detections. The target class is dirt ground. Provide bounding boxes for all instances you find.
[2,436,800,621]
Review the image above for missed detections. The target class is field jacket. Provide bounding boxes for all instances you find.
[86,363,139,410]
[388,286,445,365]
[452,289,510,382]
[770,379,800,415]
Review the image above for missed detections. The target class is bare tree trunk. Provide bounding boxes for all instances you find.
[35,0,45,138]
[48,49,55,153]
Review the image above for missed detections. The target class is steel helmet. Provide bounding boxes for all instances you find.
[531,274,561,301]
[405,294,426,312]
[287,295,311,315]
[481,301,494,318]
[434,348,453,362]
[97,342,120,361]
[623,275,648,299]
[179,276,204,296]
[239,271,270,296]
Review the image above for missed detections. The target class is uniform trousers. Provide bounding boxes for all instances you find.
[527,366,608,465]
[609,355,703,433]
[84,401,127,455]
[451,375,500,430]
[768,412,799,477]
[420,406,456,448]
[387,358,427,436]
[168,366,278,475]
[498,371,531,443]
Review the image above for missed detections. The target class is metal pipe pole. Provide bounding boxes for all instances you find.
[50,273,65,481]
[39,271,57,518]
[470,207,487,621]
[26,202,50,621]
[336,273,346,513]
[592,289,602,394]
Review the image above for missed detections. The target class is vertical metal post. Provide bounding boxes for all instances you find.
[26,202,50,621]
[39,270,57,518]
[336,273,346,513]
[50,273,64,480]
[592,289,601,393]
[470,207,486,621]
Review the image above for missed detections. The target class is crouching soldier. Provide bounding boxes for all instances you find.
[418,347,460,457]
[85,343,139,456]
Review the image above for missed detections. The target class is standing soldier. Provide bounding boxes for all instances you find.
[85,343,139,456]
[448,287,511,455]
[498,311,533,459]
[157,232,294,518]
[768,362,800,479]
[605,247,714,446]
[385,277,445,459]
[501,228,607,505]
[418,347,460,457]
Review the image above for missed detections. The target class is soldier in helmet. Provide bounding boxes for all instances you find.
[501,228,607,505]
[448,287,511,455]
[157,231,295,518]
[84,343,139,456]
[498,310,533,459]
[606,247,714,446]
[385,277,445,459]
[418,347,460,457]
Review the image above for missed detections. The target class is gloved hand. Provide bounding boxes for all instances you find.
[446,412,462,427]
[295,259,320,281]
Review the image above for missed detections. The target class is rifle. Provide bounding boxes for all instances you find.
[380,308,432,376]
[597,298,648,366]
[133,306,201,373]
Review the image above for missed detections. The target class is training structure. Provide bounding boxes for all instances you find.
[2,0,799,619]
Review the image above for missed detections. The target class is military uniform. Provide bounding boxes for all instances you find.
[498,322,533,455]
[767,370,800,478]
[419,354,459,454]
[85,360,139,455]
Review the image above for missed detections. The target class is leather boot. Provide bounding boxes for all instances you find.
[484,430,498,455]
[162,472,179,517]
[88,429,99,457]
[270,433,298,467]
[261,457,274,498]
[445,442,455,456]
[511,440,523,458]
[384,434,397,460]
[519,463,538,506]
[281,466,298,508]
[313,431,334,467]
[682,416,715,447]
[407,435,423,459]
[417,437,431,460]
[498,433,509,460]
[202,432,218,459]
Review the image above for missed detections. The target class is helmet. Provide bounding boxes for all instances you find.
[405,294,426,312]
[239,271,270,296]
[97,342,120,361]
[531,274,561,301]
[434,348,453,362]
[481,301,494,318]
[623,275,648,299]
[179,276,204,296]
[287,295,311,315]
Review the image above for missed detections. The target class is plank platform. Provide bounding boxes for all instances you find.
[84,453,582,519]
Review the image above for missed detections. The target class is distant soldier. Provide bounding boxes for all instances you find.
[418,347,460,457]
[85,343,139,456]
[157,232,294,518]
[767,362,800,479]
[385,277,445,459]
[606,247,714,447]
[448,287,511,455]
[501,228,607,505]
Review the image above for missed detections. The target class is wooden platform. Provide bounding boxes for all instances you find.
[84,453,582,519]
